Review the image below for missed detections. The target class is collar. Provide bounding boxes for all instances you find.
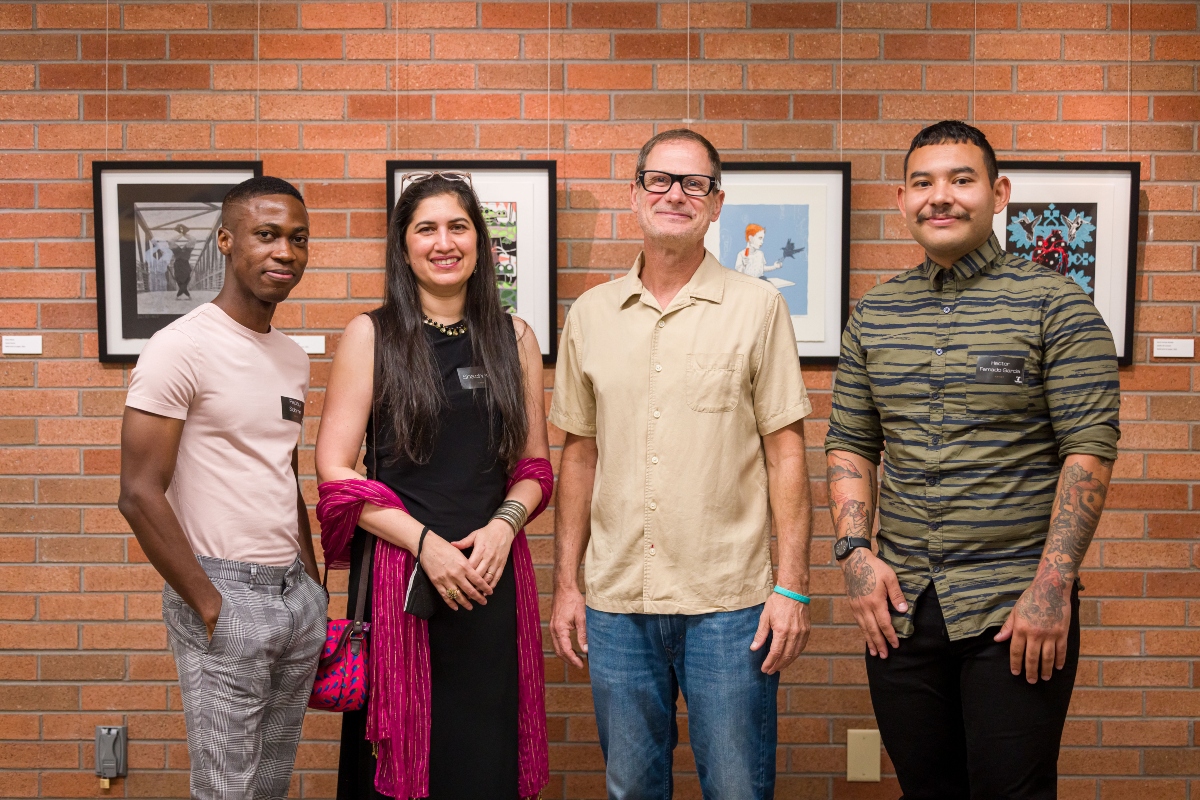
[922,233,1004,289]
[620,248,727,307]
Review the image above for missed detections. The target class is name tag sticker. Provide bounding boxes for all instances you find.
[457,367,488,390]
[281,396,305,423]
[975,355,1026,385]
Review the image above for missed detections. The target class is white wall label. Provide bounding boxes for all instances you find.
[2,335,43,355]
[288,335,326,355]
[1153,339,1195,359]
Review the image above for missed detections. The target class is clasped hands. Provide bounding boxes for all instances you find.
[419,518,515,611]
[843,549,1073,683]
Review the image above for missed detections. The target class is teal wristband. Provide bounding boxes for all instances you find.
[773,585,810,605]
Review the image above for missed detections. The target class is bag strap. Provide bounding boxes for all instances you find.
[350,311,384,631]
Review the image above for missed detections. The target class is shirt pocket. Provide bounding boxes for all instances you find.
[966,338,1031,421]
[686,353,744,413]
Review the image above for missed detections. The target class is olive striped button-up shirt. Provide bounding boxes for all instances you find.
[825,234,1120,640]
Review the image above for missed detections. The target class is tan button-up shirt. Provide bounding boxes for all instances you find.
[550,249,812,614]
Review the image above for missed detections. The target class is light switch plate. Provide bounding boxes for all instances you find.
[846,728,881,782]
[288,335,326,355]
[2,335,42,355]
[1153,338,1195,359]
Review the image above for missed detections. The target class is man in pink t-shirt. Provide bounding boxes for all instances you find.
[119,176,326,800]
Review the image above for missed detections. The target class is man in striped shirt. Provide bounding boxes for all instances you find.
[825,120,1120,798]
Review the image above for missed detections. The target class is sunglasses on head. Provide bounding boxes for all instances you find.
[399,170,474,192]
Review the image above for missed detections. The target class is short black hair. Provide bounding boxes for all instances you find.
[903,120,998,185]
[635,128,722,185]
[221,175,305,226]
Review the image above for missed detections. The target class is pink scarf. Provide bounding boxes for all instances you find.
[316,457,553,800]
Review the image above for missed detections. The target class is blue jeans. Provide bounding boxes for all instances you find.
[586,604,778,800]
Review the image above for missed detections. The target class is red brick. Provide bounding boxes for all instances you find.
[481,2,567,29]
[1016,65,1103,91]
[1065,34,1153,61]
[885,33,971,60]
[123,3,208,29]
[747,123,833,150]
[524,32,610,59]
[1015,124,1103,151]
[571,2,656,28]
[843,2,925,28]
[83,95,168,121]
[705,94,789,120]
[0,32,75,60]
[388,1,477,28]
[126,64,210,90]
[932,2,1017,28]
[613,32,699,60]
[613,93,698,120]
[81,33,165,60]
[0,95,78,120]
[478,64,563,90]
[1022,3,1107,29]
[567,64,652,90]
[882,94,968,120]
[437,93,521,120]
[0,3,31,28]
[1154,35,1200,60]
[261,33,344,59]
[976,33,1060,60]
[211,2,297,28]
[794,32,879,59]
[39,63,120,90]
[435,32,519,59]
[301,2,385,28]
[345,32,430,60]
[705,32,789,59]
[843,64,923,91]
[749,2,833,28]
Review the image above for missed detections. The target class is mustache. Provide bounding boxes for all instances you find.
[917,210,970,222]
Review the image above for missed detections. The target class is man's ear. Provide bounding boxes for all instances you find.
[991,175,1012,215]
[216,225,233,256]
[895,185,909,221]
[709,188,725,222]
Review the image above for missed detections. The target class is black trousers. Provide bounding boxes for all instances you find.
[866,583,1080,800]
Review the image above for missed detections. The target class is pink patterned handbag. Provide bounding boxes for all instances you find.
[308,534,374,712]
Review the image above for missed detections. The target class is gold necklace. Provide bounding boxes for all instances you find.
[422,315,467,336]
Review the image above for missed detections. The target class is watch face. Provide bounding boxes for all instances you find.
[835,538,849,559]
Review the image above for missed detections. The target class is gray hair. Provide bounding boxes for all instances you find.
[634,129,722,185]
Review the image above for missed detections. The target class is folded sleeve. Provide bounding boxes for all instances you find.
[1040,280,1121,461]
[751,293,812,435]
[547,305,597,437]
[125,328,202,421]
[824,301,884,464]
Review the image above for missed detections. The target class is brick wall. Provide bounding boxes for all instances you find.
[1,1,1198,797]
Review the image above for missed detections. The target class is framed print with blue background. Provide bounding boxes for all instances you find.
[386,160,558,363]
[704,162,851,363]
[93,161,262,363]
[995,161,1139,366]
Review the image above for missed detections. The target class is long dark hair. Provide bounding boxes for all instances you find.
[376,174,528,467]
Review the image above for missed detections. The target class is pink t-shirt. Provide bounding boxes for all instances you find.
[126,304,310,566]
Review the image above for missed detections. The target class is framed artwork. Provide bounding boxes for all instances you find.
[704,162,851,363]
[386,160,558,363]
[995,161,1139,366]
[92,161,262,363]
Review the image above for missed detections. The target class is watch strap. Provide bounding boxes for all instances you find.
[835,536,872,561]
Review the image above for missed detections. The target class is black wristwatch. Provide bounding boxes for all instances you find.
[834,536,872,562]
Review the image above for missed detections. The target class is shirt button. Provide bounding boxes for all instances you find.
[653,410,661,418]
[657,320,665,328]
[649,502,657,510]
[651,456,659,464]
[942,306,951,314]
[932,565,942,573]
[926,476,939,486]
[655,364,662,372]
[649,543,656,555]
[935,348,944,356]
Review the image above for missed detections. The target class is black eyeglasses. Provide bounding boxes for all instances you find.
[399,170,474,192]
[637,170,719,197]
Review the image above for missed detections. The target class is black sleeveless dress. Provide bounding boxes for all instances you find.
[337,315,520,800]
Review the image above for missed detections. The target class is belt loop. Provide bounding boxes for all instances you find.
[250,564,258,580]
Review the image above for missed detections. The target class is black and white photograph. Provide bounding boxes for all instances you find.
[387,160,558,363]
[995,161,1139,365]
[92,161,262,362]
[704,162,851,363]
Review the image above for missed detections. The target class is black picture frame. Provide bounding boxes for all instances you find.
[706,161,852,364]
[996,160,1139,366]
[92,161,262,363]
[386,160,559,364]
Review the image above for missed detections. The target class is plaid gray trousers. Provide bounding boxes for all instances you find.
[163,555,327,800]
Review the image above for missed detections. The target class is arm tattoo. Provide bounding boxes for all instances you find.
[836,499,870,539]
[844,549,877,598]
[827,454,863,485]
[1044,463,1107,572]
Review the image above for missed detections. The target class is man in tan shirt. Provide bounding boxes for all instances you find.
[549,130,814,799]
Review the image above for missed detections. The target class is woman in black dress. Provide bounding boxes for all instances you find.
[315,173,550,799]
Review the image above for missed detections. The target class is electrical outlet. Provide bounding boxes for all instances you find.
[95,726,127,782]
[846,728,881,782]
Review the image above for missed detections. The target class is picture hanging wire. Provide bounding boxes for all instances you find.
[837,1,843,159]
[394,0,400,157]
[1126,0,1131,160]
[682,0,693,126]
[971,0,976,125]
[546,0,551,160]
[104,0,109,159]
[255,0,261,161]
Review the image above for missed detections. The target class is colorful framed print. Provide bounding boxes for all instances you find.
[995,161,1139,366]
[92,161,262,363]
[386,160,558,363]
[704,162,851,363]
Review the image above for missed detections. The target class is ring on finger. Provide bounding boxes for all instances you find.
[447,587,459,602]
